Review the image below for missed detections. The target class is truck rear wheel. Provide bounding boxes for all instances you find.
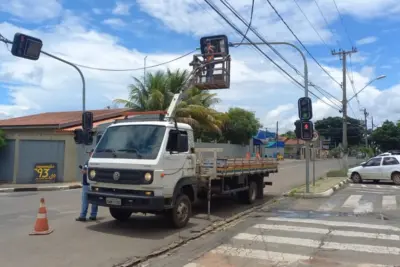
[238,181,257,204]
[167,194,191,229]
[109,208,132,221]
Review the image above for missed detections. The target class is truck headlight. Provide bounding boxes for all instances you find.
[89,170,96,179]
[144,172,152,182]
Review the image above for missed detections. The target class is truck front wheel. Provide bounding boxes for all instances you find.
[168,194,191,229]
[109,208,132,221]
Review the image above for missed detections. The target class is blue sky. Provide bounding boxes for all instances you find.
[0,0,400,131]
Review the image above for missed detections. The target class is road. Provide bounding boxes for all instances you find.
[0,159,345,267]
[144,179,400,267]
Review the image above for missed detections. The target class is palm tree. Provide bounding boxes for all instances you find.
[113,68,222,133]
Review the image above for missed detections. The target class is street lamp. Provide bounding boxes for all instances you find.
[348,75,387,103]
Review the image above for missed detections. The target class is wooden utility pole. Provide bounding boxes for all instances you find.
[332,48,358,168]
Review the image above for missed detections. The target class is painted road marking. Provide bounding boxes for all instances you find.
[376,185,382,188]
[362,184,367,187]
[266,217,400,231]
[211,245,309,264]
[354,201,374,214]
[342,195,362,208]
[382,195,397,210]
[233,233,400,255]
[254,224,400,241]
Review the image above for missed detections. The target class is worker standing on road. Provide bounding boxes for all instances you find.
[76,149,98,222]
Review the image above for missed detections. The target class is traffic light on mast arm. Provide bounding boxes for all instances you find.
[301,121,314,141]
[74,129,94,145]
[294,120,301,139]
[297,97,313,121]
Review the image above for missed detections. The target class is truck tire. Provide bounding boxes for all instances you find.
[109,208,132,221]
[238,181,257,204]
[256,176,264,199]
[167,194,191,229]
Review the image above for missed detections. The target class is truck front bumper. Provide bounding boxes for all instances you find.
[87,188,167,212]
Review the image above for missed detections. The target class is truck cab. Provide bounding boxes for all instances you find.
[87,118,197,228]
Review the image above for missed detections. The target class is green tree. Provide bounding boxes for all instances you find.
[222,107,262,145]
[314,116,363,146]
[282,131,296,139]
[113,69,222,133]
[371,120,400,151]
[0,129,6,148]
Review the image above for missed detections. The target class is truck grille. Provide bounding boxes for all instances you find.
[90,168,152,184]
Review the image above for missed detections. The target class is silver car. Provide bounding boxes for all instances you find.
[347,155,400,184]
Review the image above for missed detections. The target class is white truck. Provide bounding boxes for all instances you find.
[86,38,279,228]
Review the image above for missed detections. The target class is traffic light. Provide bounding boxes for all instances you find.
[297,97,313,120]
[294,120,301,139]
[82,111,94,130]
[301,121,314,141]
[200,35,229,57]
[84,130,95,145]
[11,33,42,60]
[74,129,84,144]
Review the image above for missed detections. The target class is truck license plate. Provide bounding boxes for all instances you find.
[106,197,121,206]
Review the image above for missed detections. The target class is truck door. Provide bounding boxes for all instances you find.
[163,129,191,178]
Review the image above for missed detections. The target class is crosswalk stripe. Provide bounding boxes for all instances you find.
[266,217,400,231]
[233,233,400,255]
[253,224,400,241]
[210,245,309,264]
[343,195,362,208]
[382,195,397,210]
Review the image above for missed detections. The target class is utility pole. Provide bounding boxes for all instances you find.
[363,108,369,148]
[276,121,279,157]
[371,116,375,131]
[332,48,357,169]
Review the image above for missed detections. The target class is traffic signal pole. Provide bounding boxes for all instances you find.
[230,41,311,193]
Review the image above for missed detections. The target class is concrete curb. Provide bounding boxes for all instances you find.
[283,178,351,198]
[0,184,82,193]
[116,196,284,267]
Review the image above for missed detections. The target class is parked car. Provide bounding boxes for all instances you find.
[347,155,400,184]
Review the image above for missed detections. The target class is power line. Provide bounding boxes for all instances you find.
[292,0,331,50]
[206,0,340,111]
[265,0,342,87]
[332,0,354,47]
[233,0,255,47]
[219,0,341,109]
[63,50,197,72]
[0,32,197,72]
[313,0,341,47]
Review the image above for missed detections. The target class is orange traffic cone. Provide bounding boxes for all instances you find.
[30,198,53,235]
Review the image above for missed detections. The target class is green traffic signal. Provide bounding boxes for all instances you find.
[297,97,313,120]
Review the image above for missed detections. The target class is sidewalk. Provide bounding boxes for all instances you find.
[0,182,82,193]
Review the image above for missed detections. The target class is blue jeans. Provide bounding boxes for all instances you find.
[80,185,98,218]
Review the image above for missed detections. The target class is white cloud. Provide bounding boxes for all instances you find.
[0,0,398,136]
[356,36,378,46]
[0,0,62,22]
[102,18,126,28]
[112,1,132,16]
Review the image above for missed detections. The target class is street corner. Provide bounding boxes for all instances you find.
[284,177,350,198]
[0,183,82,193]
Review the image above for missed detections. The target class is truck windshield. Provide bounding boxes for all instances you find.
[93,125,166,159]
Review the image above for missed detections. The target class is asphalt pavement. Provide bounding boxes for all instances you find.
[0,158,345,267]
[143,182,400,267]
